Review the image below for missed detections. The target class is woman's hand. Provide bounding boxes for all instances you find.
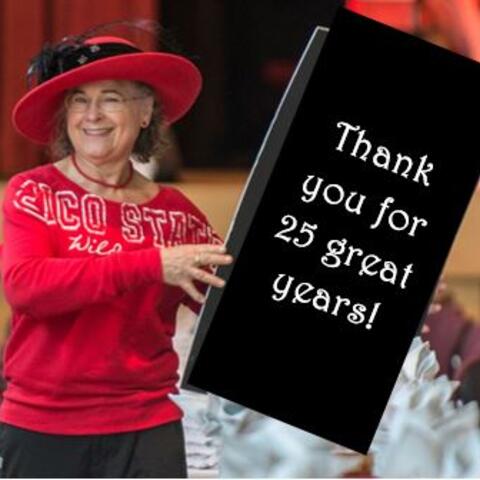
[160,244,233,303]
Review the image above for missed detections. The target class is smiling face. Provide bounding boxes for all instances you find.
[65,79,153,164]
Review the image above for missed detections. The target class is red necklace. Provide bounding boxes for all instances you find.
[71,153,134,189]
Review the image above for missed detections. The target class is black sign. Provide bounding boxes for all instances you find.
[182,8,480,453]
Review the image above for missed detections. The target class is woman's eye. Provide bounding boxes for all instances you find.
[71,96,88,104]
[103,97,122,103]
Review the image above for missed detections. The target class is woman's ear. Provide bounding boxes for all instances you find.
[140,97,155,127]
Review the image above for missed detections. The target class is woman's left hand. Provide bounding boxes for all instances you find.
[160,243,233,303]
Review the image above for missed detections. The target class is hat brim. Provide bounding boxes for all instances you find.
[12,52,202,144]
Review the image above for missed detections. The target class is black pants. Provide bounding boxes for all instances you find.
[0,421,187,478]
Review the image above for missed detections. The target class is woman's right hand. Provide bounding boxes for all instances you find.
[160,244,233,303]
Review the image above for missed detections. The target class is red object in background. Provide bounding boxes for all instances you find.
[423,298,480,383]
[261,59,295,88]
[346,0,419,32]
[423,299,471,378]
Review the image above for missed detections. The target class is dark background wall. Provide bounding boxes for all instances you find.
[162,0,344,167]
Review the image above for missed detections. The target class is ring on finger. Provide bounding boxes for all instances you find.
[194,253,202,266]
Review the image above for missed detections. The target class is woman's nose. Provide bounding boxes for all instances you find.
[84,99,104,120]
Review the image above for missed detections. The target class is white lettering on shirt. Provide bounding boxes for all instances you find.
[13,180,218,254]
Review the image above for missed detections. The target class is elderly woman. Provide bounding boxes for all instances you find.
[0,33,232,477]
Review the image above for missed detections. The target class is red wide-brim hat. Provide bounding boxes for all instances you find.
[12,36,202,145]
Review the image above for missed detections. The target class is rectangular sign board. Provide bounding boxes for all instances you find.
[182,8,480,453]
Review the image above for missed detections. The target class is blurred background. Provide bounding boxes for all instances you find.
[1,0,480,414]
[3,0,480,174]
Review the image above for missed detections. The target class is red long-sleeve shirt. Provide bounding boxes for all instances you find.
[0,164,219,435]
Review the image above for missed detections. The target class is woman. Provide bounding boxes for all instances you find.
[0,32,232,477]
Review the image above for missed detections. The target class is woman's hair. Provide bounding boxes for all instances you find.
[50,81,169,164]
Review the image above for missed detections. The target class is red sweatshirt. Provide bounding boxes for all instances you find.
[0,164,220,435]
